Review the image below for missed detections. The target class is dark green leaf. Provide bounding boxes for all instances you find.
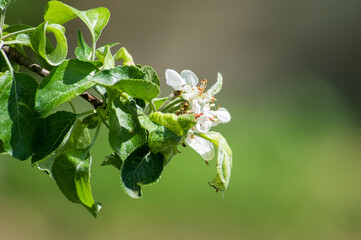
[109,97,146,160]
[37,119,91,176]
[139,116,183,154]
[3,24,32,34]
[44,1,110,42]
[139,65,160,86]
[101,152,123,170]
[32,111,77,164]
[35,59,98,118]
[120,145,164,199]
[199,131,232,191]
[82,113,99,129]
[52,148,101,217]
[30,22,67,66]
[149,112,196,137]
[0,72,38,160]
[0,139,5,153]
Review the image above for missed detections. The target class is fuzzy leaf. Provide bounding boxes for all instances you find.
[120,145,164,199]
[32,111,77,164]
[149,112,196,137]
[139,65,160,86]
[35,59,98,118]
[52,148,101,217]
[139,116,183,154]
[0,72,38,160]
[30,22,67,66]
[199,131,232,191]
[75,30,92,61]
[44,1,110,42]
[108,97,146,160]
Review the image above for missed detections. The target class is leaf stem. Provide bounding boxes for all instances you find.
[0,8,7,39]
[1,27,36,40]
[0,42,13,74]
[89,118,102,149]
[68,101,77,114]
[77,110,96,118]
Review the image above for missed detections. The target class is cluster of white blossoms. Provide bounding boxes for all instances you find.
[165,69,231,161]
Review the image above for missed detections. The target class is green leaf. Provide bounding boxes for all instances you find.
[120,145,164,199]
[37,119,91,176]
[139,65,160,86]
[152,97,168,110]
[75,30,92,61]
[139,116,183,154]
[92,65,144,86]
[35,59,98,118]
[30,22,67,66]
[207,72,223,96]
[199,131,232,191]
[82,113,99,129]
[92,65,160,101]
[0,72,38,160]
[101,152,123,170]
[0,139,5,153]
[32,111,77,164]
[114,47,134,66]
[149,112,196,137]
[0,0,12,10]
[114,79,160,101]
[108,97,146,160]
[44,1,110,42]
[52,148,101,217]
[3,24,32,34]
[96,45,114,69]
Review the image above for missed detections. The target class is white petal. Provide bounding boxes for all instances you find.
[216,108,231,123]
[181,70,199,86]
[186,135,214,161]
[194,115,212,133]
[210,108,231,123]
[165,69,186,90]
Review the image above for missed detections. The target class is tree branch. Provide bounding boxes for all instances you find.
[1,45,103,109]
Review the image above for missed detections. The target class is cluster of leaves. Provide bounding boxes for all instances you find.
[0,0,232,216]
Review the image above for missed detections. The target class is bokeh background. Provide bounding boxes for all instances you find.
[1,0,361,239]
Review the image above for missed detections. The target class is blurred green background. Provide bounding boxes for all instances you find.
[1,0,361,239]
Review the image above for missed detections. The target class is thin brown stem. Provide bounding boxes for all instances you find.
[1,45,103,109]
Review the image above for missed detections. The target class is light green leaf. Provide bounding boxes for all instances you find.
[30,22,67,66]
[0,72,38,160]
[35,59,98,118]
[75,30,92,61]
[0,0,12,10]
[52,148,101,217]
[32,111,77,164]
[92,65,160,101]
[152,97,168,110]
[120,145,164,199]
[149,112,196,137]
[139,116,183,154]
[92,65,144,86]
[44,1,110,42]
[114,79,160,101]
[109,97,146,160]
[138,65,160,86]
[96,45,114,69]
[199,131,232,191]
[114,47,134,66]
[207,72,223,96]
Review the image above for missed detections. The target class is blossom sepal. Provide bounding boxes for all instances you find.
[198,131,232,191]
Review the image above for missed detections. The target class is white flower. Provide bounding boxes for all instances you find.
[165,69,231,161]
